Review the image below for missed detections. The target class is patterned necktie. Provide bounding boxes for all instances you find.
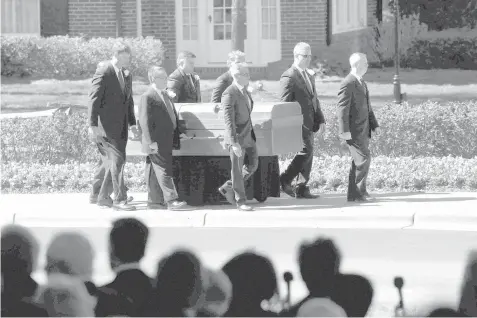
[118,68,125,92]
[243,88,251,111]
[302,70,313,93]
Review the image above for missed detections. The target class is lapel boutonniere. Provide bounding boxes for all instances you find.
[123,69,130,78]
[166,90,176,99]
[193,74,200,82]
[246,85,254,94]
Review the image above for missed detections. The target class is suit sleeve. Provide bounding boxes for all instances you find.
[211,75,228,103]
[127,76,136,127]
[167,73,182,103]
[367,88,379,131]
[222,91,237,144]
[138,95,153,145]
[337,81,353,135]
[88,67,106,127]
[279,74,295,102]
[314,96,326,125]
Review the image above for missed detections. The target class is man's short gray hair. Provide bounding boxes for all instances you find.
[148,66,167,84]
[349,53,367,68]
[293,42,311,56]
[229,62,249,77]
[226,50,246,67]
[177,51,196,67]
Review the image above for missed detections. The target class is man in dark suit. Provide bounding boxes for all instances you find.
[210,50,246,103]
[90,60,131,205]
[97,218,154,317]
[167,51,201,103]
[167,51,205,205]
[88,42,138,211]
[279,42,326,199]
[337,53,380,202]
[138,66,188,211]
[220,62,258,212]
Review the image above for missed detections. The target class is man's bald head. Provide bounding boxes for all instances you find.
[349,53,368,77]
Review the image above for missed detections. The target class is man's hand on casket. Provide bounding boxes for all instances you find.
[129,125,141,140]
[149,142,158,152]
[232,144,243,157]
[179,133,190,140]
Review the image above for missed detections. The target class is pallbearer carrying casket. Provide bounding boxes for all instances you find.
[219,62,258,212]
[138,66,189,211]
[167,51,205,205]
[210,50,246,103]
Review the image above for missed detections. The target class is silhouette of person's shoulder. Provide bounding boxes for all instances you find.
[1,298,48,317]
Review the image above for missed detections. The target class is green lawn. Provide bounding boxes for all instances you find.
[2,68,477,114]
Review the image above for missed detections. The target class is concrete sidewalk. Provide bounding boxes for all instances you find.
[1,192,476,230]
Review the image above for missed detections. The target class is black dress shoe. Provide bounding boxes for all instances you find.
[347,196,370,202]
[237,204,254,211]
[296,186,320,199]
[113,201,136,211]
[168,200,188,211]
[97,198,113,208]
[280,175,295,197]
[218,185,235,205]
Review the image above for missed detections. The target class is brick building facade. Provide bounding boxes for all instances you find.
[3,0,382,79]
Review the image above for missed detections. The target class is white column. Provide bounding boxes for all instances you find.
[136,0,142,37]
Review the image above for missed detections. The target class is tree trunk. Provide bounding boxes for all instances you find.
[231,0,246,52]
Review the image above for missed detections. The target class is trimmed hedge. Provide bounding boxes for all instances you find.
[2,156,477,193]
[0,36,164,78]
[1,101,477,165]
[404,28,477,70]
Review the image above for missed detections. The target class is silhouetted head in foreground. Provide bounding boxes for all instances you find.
[299,237,341,297]
[222,251,278,317]
[428,307,463,317]
[109,218,149,270]
[1,225,39,299]
[332,273,374,317]
[154,249,204,317]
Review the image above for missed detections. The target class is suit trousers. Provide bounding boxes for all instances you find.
[346,139,371,200]
[225,142,259,205]
[145,153,179,205]
[281,127,314,187]
[91,144,129,199]
[96,138,127,202]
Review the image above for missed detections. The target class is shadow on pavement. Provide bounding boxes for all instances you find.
[378,197,477,203]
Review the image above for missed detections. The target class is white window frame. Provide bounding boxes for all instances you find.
[332,0,368,34]
[261,0,278,40]
[182,0,199,41]
[1,0,41,36]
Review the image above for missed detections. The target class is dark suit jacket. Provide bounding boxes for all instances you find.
[337,74,379,141]
[167,68,201,103]
[222,83,256,147]
[1,277,48,317]
[280,66,326,132]
[88,61,136,151]
[138,87,181,157]
[211,71,233,103]
[98,269,154,317]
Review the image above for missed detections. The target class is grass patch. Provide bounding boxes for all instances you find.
[2,68,477,113]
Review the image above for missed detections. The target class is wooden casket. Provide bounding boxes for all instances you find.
[127,101,303,156]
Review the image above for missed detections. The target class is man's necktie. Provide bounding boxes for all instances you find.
[162,91,177,129]
[118,68,125,92]
[302,70,313,93]
[243,88,251,111]
[189,74,196,90]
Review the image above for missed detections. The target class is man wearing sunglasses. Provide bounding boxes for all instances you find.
[279,42,326,199]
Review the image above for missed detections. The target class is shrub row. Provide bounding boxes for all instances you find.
[2,101,477,164]
[0,36,164,78]
[404,28,477,70]
[2,156,476,194]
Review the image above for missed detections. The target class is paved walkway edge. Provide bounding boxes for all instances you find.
[5,211,477,231]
